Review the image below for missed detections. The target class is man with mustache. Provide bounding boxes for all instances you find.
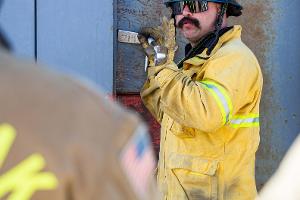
[138,0,263,199]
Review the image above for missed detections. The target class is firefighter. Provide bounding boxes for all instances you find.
[138,0,263,199]
[0,1,158,199]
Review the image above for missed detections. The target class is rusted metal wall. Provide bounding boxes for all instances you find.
[116,0,187,93]
[232,0,300,189]
[231,0,279,189]
[116,0,300,190]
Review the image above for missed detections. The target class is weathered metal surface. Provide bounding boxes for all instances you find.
[232,0,300,189]
[116,0,300,190]
[116,0,186,93]
[0,0,35,58]
[230,0,279,189]
[36,0,114,93]
[117,94,161,159]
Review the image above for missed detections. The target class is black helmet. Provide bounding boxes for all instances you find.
[164,0,243,16]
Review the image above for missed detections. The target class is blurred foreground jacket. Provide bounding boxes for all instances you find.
[257,134,300,200]
[0,44,158,200]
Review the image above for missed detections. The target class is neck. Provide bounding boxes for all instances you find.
[189,30,215,48]
[190,22,228,48]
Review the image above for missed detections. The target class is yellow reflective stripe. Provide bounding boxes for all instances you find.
[0,124,58,200]
[0,124,16,168]
[230,114,260,128]
[199,80,233,125]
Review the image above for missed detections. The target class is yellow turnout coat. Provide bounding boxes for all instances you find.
[141,25,263,200]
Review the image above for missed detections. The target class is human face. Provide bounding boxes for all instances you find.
[175,2,220,45]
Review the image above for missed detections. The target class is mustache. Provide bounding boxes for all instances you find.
[177,17,200,29]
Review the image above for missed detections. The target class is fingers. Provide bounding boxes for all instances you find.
[140,27,163,45]
[167,18,175,38]
[137,32,156,65]
[168,19,175,32]
[138,16,177,66]
[145,47,155,57]
[137,33,150,49]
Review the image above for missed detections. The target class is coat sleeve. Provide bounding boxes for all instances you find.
[140,65,174,124]
[141,50,261,132]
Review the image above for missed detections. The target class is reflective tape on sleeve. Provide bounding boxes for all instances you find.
[230,114,260,128]
[198,80,233,125]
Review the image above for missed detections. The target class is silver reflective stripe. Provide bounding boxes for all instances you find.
[231,117,259,125]
[200,82,231,124]
[230,115,260,128]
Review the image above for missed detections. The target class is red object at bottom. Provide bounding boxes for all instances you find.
[117,94,160,159]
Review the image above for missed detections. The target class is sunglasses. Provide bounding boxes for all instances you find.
[168,1,209,15]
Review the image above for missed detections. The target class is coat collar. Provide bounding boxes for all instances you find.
[183,25,242,70]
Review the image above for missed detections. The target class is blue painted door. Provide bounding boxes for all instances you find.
[0,0,114,93]
[0,0,35,58]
